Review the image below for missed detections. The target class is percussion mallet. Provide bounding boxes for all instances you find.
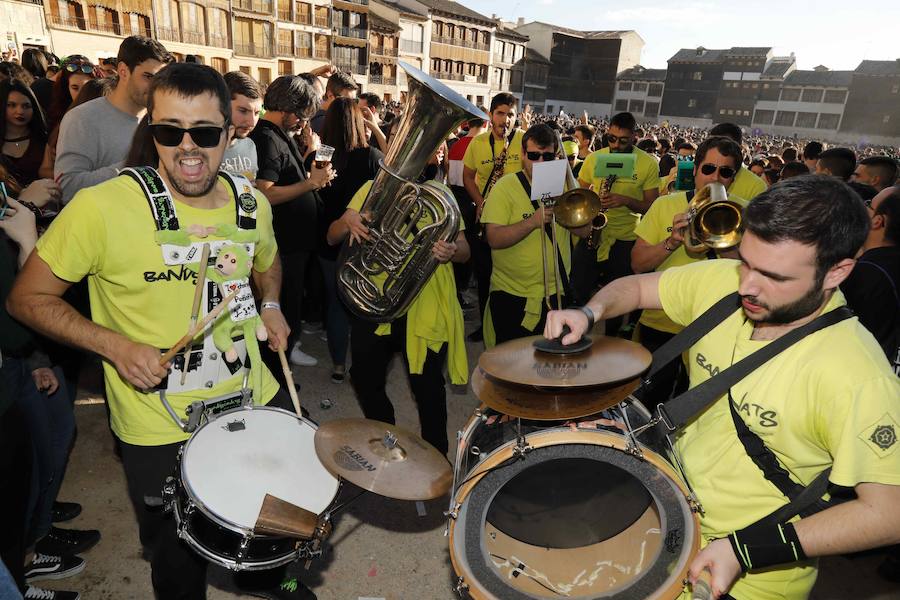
[159,289,238,367]
[180,243,211,385]
[277,346,302,417]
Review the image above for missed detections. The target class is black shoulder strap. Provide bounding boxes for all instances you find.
[122,166,179,231]
[217,170,258,231]
[516,171,573,304]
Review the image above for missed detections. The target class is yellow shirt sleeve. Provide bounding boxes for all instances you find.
[250,189,277,273]
[634,194,666,244]
[36,187,107,282]
[658,259,741,327]
[639,153,662,192]
[578,152,596,186]
[462,135,482,172]
[479,174,516,226]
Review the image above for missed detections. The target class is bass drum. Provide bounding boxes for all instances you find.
[448,405,699,599]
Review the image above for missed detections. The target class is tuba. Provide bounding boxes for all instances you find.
[337,62,488,323]
[683,182,744,254]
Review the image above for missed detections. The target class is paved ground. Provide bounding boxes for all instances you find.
[36,297,900,599]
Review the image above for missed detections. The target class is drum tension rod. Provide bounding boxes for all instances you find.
[512,418,533,459]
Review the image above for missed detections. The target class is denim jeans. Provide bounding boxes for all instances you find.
[318,257,350,368]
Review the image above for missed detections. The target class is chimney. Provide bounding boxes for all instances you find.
[696,46,706,56]
[517,17,525,27]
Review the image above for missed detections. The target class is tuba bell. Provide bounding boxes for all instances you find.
[683,182,744,254]
[336,62,488,323]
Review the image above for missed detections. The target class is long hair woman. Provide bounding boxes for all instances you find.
[317,96,383,382]
[1,79,49,187]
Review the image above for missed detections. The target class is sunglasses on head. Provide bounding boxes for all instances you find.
[149,123,224,148]
[699,163,737,179]
[526,151,558,161]
[63,62,95,75]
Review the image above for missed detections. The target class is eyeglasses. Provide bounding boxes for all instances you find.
[699,163,737,179]
[606,134,633,144]
[63,62,95,75]
[149,124,224,148]
[526,151,558,161]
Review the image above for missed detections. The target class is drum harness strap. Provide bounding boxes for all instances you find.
[628,291,853,525]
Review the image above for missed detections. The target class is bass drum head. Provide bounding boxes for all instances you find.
[181,406,339,530]
[450,430,697,600]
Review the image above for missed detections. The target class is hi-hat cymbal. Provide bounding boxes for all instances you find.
[314,419,452,501]
[479,335,651,389]
[472,367,640,421]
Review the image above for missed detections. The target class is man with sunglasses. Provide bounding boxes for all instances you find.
[708,123,767,202]
[480,124,592,347]
[55,36,173,204]
[10,63,316,599]
[577,112,660,336]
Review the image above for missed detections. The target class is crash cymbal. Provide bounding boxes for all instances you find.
[472,367,640,421]
[314,419,452,501]
[479,335,651,389]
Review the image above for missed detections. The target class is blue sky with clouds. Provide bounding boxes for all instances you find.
[466,0,899,71]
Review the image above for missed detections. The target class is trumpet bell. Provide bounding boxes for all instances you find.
[553,188,603,228]
[684,182,744,253]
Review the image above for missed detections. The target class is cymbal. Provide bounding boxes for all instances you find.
[478,335,651,389]
[314,419,452,501]
[472,367,640,421]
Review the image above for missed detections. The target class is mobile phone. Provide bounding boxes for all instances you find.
[0,182,9,219]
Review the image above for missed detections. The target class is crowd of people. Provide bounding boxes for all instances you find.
[0,33,898,600]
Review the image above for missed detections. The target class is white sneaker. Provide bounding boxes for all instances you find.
[289,342,318,366]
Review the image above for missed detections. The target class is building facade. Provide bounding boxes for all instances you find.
[491,25,526,103]
[366,11,398,100]
[713,47,772,127]
[659,47,727,128]
[521,46,549,113]
[752,68,852,139]
[612,65,665,122]
[330,0,368,85]
[840,59,900,144]
[275,0,332,77]
[369,0,429,100]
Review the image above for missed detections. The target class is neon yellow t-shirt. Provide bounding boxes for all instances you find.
[730,166,767,201]
[36,174,280,446]
[578,146,660,259]
[480,171,572,299]
[660,260,900,600]
[462,129,524,195]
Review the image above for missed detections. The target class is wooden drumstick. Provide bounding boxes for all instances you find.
[691,569,714,600]
[159,289,237,366]
[180,243,211,385]
[277,346,302,417]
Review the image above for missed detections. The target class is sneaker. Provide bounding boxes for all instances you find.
[248,575,317,599]
[300,321,323,334]
[289,342,318,367]
[331,365,345,384]
[35,526,101,557]
[25,554,86,582]
[51,501,82,523]
[25,586,80,600]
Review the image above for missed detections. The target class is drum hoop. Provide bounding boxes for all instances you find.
[179,405,339,535]
[448,428,700,600]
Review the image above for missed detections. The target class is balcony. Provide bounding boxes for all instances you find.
[368,75,396,86]
[399,39,422,54]
[295,13,312,24]
[334,0,368,5]
[182,30,204,45]
[333,26,366,40]
[432,35,489,52]
[371,46,398,57]
[277,44,293,56]
[156,25,179,42]
[314,46,330,59]
[277,9,290,21]
[235,42,273,58]
[91,21,122,35]
[336,62,367,75]
[494,53,515,65]
[208,33,229,48]
[314,16,329,28]
[233,0,273,14]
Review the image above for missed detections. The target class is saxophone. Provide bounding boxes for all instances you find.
[485,130,511,197]
[336,62,487,323]
[587,175,616,249]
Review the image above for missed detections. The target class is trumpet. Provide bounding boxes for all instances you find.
[683,182,744,254]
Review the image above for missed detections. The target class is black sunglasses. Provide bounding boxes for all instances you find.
[699,163,737,179]
[149,124,224,148]
[606,133,632,144]
[526,151,558,161]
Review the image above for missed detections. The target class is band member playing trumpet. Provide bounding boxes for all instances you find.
[8,64,316,600]
[481,124,592,347]
[545,175,900,600]
[576,112,660,334]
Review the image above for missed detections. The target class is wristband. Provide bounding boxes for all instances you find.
[577,305,595,331]
[663,238,676,252]
[728,521,807,572]
[261,301,281,311]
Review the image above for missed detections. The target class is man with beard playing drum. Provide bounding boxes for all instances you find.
[544,175,900,600]
[9,63,318,599]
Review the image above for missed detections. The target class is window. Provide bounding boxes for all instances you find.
[634,82,647,92]
[258,67,271,86]
[628,99,644,113]
[884,115,892,124]
[431,57,441,73]
[618,81,632,91]
[823,89,847,104]
[800,88,824,103]
[692,71,703,80]
[688,98,697,108]
[817,113,840,129]
[615,99,628,111]
[775,111,796,126]
[210,57,228,73]
[753,109,775,125]
[742,110,750,116]
[763,83,770,89]
[727,109,734,115]
[645,102,659,117]
[780,87,801,101]
[239,65,251,75]
[648,83,663,97]
[719,109,726,115]
[892,83,900,94]
[278,59,292,75]
[795,112,817,128]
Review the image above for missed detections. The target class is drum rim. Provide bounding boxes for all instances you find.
[179,405,340,536]
[448,428,700,600]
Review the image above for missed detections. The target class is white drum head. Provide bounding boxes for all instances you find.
[182,407,339,530]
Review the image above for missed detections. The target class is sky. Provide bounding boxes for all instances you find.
[466,0,900,71]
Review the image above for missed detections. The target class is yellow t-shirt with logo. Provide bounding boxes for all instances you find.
[36,174,280,446]
[660,259,900,600]
[730,166,767,201]
[480,171,572,299]
[578,146,660,260]
[462,129,524,195]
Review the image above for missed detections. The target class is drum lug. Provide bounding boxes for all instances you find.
[162,477,176,514]
[443,502,460,521]
[453,576,469,596]
[687,493,705,516]
[512,441,533,459]
[235,536,250,566]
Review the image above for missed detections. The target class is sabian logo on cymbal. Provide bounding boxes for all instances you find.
[532,361,588,379]
[335,445,377,472]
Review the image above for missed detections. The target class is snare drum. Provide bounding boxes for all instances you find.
[448,406,699,599]
[165,405,340,571]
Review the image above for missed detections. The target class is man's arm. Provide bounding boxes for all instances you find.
[252,252,290,352]
[256,162,333,206]
[462,166,484,217]
[7,252,169,388]
[619,187,658,214]
[484,208,547,250]
[55,117,120,204]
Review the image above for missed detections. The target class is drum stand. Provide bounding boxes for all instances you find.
[159,372,252,432]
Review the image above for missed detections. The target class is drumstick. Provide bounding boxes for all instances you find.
[691,569,713,600]
[180,243,211,385]
[277,346,302,417]
[159,289,237,366]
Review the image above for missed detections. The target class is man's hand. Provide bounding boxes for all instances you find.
[528,206,553,230]
[688,538,741,600]
[111,339,170,390]
[31,367,59,394]
[309,64,336,79]
[260,307,290,352]
[600,193,630,210]
[19,179,61,207]
[360,105,380,130]
[669,212,689,247]
[308,163,336,189]
[544,308,591,345]
[431,240,456,263]
[342,210,370,246]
